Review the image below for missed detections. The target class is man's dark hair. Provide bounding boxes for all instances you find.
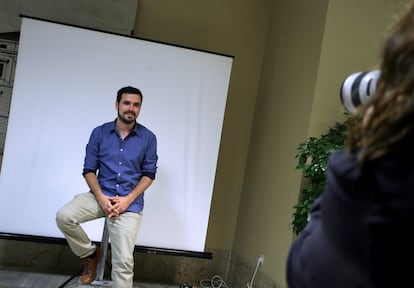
[117,86,143,103]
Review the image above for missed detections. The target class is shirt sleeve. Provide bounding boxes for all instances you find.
[140,132,158,180]
[82,126,101,176]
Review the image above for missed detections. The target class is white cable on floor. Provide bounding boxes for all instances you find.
[246,261,261,288]
[199,275,229,288]
[246,255,264,288]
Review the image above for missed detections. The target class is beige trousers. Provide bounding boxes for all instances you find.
[56,192,142,288]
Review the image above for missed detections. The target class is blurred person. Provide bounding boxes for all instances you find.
[287,4,414,287]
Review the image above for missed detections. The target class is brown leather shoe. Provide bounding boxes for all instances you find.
[80,246,102,284]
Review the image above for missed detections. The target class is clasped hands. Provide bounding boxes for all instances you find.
[105,195,127,218]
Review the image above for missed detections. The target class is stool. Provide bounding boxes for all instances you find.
[91,218,112,287]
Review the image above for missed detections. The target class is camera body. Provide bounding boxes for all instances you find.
[340,70,380,112]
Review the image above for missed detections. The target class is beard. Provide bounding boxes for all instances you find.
[118,111,137,124]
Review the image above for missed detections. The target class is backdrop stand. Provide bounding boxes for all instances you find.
[91,218,112,287]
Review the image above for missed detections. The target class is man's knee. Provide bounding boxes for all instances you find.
[55,207,72,230]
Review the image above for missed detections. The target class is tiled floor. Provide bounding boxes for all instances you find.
[0,269,179,288]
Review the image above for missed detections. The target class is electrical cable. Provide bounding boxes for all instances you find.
[246,264,259,288]
[246,257,263,288]
[199,275,229,288]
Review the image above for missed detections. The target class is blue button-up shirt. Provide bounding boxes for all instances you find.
[83,120,158,213]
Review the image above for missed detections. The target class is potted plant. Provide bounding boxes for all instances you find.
[291,119,349,235]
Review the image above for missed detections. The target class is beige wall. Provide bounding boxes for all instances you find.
[241,0,410,286]
[234,1,329,285]
[309,0,411,137]
[135,0,413,286]
[1,0,411,286]
[133,0,273,251]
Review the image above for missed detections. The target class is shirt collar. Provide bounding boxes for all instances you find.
[110,119,139,136]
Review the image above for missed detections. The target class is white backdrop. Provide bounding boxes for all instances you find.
[0,17,233,253]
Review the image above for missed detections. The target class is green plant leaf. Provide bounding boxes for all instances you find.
[291,118,349,234]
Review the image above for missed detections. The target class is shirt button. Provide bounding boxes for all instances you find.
[119,161,122,165]
[116,184,119,187]
[118,173,121,176]
[120,148,124,152]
